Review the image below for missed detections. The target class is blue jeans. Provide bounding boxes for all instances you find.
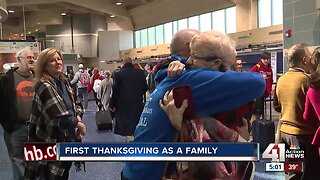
[3,124,28,180]
[78,87,88,109]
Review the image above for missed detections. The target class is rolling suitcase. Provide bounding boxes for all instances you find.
[252,96,275,153]
[95,108,113,131]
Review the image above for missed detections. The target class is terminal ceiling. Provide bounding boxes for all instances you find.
[4,0,236,39]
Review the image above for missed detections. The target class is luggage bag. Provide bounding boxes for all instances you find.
[252,96,275,153]
[95,109,113,131]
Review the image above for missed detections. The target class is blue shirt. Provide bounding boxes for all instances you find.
[123,69,265,180]
[154,55,187,84]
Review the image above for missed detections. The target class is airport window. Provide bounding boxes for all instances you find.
[226,6,236,34]
[188,15,200,30]
[178,18,188,31]
[212,9,226,33]
[135,31,141,48]
[147,27,156,46]
[200,12,212,31]
[134,6,236,48]
[172,21,178,35]
[140,29,148,47]
[272,0,283,25]
[164,22,173,44]
[258,0,283,28]
[155,25,164,44]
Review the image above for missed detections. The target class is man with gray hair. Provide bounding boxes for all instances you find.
[122,30,265,180]
[275,43,320,179]
[0,47,35,180]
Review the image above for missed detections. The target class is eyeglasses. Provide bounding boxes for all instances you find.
[21,56,35,60]
[236,63,243,65]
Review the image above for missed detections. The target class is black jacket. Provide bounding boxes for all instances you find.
[110,63,148,136]
[0,68,35,132]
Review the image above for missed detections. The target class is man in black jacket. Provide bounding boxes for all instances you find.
[110,57,148,142]
[0,47,35,180]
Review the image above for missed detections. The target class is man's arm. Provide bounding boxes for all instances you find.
[273,84,281,112]
[0,75,5,120]
[187,70,266,116]
[70,72,79,85]
[109,72,120,109]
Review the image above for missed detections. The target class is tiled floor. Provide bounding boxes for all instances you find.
[0,100,285,180]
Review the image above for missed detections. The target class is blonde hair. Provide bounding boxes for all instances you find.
[190,30,236,67]
[105,70,111,79]
[34,48,63,85]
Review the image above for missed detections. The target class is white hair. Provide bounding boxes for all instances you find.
[15,47,32,60]
[189,30,236,68]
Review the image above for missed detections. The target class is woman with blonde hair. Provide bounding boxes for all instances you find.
[25,48,86,179]
[97,70,113,111]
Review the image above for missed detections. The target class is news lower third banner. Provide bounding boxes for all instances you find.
[59,143,258,161]
[24,143,259,161]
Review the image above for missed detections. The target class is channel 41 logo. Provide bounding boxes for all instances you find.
[262,143,285,162]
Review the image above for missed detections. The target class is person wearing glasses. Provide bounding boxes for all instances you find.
[232,58,244,72]
[24,48,86,179]
[0,47,35,180]
[122,30,265,180]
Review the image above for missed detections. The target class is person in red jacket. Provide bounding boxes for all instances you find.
[249,51,273,122]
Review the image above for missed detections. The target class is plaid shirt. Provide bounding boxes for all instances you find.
[25,75,81,179]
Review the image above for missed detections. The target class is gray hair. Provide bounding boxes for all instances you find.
[15,47,32,60]
[287,43,309,68]
[190,30,236,66]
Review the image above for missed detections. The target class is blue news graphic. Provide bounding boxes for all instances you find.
[57,143,259,161]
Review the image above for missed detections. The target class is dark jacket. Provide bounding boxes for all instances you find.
[25,75,82,179]
[110,63,148,136]
[0,68,34,132]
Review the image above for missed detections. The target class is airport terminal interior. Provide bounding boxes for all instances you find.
[1,0,320,179]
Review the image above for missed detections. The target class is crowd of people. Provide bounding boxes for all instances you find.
[1,28,320,180]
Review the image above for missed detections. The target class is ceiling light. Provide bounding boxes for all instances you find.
[28,32,31,35]
[8,10,14,13]
[116,0,122,5]
[110,15,116,18]
[61,12,67,16]
[37,22,41,25]
[35,29,38,32]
